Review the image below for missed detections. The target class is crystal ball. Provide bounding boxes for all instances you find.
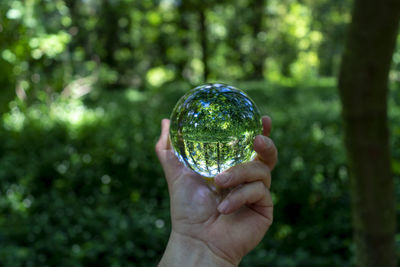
[169,83,262,178]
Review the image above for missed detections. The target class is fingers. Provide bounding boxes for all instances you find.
[155,119,171,154]
[254,135,278,170]
[217,181,273,216]
[215,161,271,189]
[258,115,277,169]
[214,115,275,217]
[262,115,272,136]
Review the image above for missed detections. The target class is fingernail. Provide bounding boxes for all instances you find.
[218,199,230,213]
[216,173,230,185]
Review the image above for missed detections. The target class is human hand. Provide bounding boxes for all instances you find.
[156,116,278,266]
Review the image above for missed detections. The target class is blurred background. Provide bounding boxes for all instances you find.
[0,0,399,266]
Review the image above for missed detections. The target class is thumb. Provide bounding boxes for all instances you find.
[155,119,172,154]
[155,119,185,182]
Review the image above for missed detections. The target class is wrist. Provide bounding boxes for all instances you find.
[158,231,237,267]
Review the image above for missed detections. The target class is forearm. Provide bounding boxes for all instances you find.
[158,231,236,267]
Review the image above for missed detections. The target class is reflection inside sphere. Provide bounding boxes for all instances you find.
[169,83,262,178]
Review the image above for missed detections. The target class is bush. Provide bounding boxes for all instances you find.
[2,79,398,266]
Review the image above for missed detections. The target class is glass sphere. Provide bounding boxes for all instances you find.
[169,83,262,178]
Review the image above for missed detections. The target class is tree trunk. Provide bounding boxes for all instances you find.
[100,1,118,67]
[338,0,400,266]
[177,3,190,80]
[199,9,208,82]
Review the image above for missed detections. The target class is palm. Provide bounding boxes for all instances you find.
[162,148,272,262]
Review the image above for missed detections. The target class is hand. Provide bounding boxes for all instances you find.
[156,116,278,266]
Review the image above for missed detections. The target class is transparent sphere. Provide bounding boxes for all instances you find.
[169,83,262,178]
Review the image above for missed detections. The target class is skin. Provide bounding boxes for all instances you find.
[156,116,278,266]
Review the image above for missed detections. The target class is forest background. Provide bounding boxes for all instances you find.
[1,0,400,266]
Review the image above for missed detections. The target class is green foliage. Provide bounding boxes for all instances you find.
[1,0,399,266]
[0,0,352,104]
[0,80,358,266]
[0,91,171,266]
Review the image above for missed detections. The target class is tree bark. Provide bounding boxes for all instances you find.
[338,0,400,266]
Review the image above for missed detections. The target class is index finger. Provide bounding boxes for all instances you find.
[215,160,271,189]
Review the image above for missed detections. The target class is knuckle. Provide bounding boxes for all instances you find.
[254,181,266,192]
[226,166,240,183]
[253,161,270,180]
[155,140,161,152]
[256,161,270,173]
[155,139,164,155]
[266,215,273,227]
